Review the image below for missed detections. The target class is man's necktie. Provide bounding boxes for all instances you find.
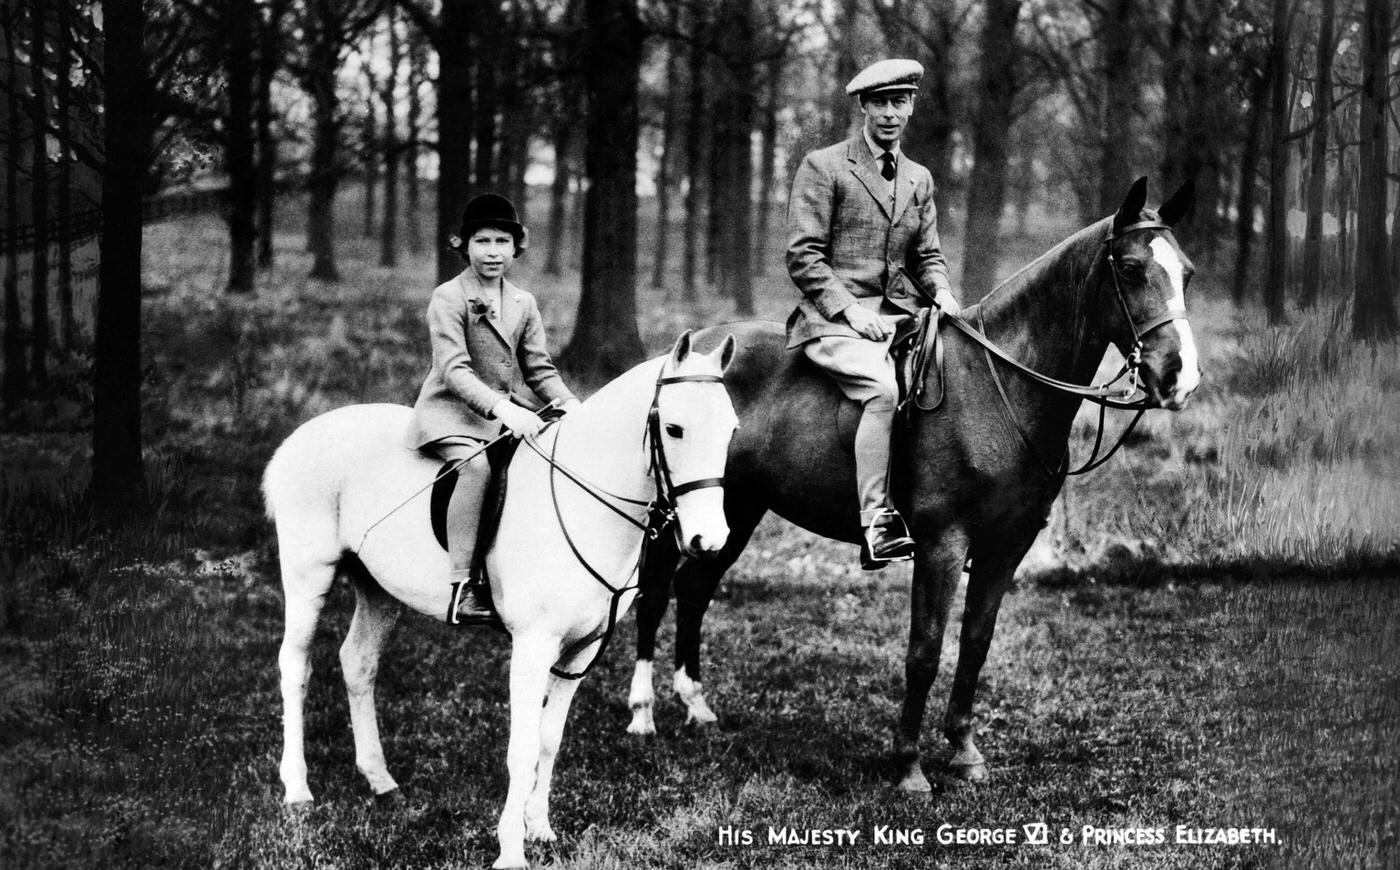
[880,152,896,181]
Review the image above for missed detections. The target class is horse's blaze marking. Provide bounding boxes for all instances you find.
[1149,238,1200,398]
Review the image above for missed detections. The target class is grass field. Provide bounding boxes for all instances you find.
[2,195,1398,869]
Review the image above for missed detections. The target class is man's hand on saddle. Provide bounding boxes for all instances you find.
[841,303,893,341]
[492,397,546,438]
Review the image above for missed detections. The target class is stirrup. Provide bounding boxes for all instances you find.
[448,575,504,630]
[860,508,915,571]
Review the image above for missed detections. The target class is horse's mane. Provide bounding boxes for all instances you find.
[973,216,1114,328]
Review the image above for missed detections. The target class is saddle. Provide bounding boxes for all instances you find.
[894,305,947,419]
[428,405,568,585]
[430,437,517,585]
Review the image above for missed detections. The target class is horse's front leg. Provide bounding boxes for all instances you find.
[495,634,558,870]
[524,670,584,843]
[340,570,402,799]
[943,531,1036,782]
[629,538,680,735]
[894,530,970,793]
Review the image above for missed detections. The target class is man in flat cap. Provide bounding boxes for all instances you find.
[785,57,961,570]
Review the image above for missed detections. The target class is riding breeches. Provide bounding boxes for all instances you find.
[422,437,491,573]
[803,331,899,519]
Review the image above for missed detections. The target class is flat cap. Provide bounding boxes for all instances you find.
[845,58,923,97]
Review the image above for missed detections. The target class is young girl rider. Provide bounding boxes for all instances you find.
[405,193,580,623]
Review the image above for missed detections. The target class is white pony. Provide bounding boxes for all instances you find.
[263,331,737,869]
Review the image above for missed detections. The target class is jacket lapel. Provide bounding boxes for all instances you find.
[460,272,515,349]
[891,169,915,226]
[498,279,526,346]
[846,138,892,221]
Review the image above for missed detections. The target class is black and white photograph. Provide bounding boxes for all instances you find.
[1,0,1397,867]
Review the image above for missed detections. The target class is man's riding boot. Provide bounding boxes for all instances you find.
[860,508,916,570]
[855,398,915,570]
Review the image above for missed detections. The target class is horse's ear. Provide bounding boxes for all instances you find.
[669,329,694,367]
[1157,178,1195,227]
[1114,177,1149,230]
[716,334,737,374]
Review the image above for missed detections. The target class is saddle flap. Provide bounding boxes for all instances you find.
[428,439,521,582]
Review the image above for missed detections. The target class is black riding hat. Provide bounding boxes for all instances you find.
[451,193,529,254]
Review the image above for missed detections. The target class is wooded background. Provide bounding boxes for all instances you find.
[0,0,1397,524]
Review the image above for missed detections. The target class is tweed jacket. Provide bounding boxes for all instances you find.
[785,136,954,348]
[405,270,576,448]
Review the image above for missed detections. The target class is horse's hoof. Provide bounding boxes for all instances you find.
[896,768,932,793]
[373,787,406,808]
[526,823,557,843]
[683,700,718,726]
[491,855,528,870]
[626,707,657,735]
[948,760,988,783]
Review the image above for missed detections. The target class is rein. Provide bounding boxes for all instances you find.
[898,219,1186,478]
[520,370,727,680]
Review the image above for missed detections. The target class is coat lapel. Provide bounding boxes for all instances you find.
[498,279,526,346]
[891,169,915,227]
[460,272,515,349]
[846,138,892,221]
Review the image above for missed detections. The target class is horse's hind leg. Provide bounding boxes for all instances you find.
[672,501,765,726]
[339,560,403,799]
[277,549,336,806]
[628,537,681,735]
[942,532,1034,782]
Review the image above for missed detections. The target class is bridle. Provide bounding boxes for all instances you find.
[520,368,728,679]
[900,218,1189,477]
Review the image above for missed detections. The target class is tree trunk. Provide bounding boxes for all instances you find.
[2,0,26,410]
[56,0,76,348]
[561,0,645,382]
[473,6,499,198]
[1352,0,1395,339]
[255,0,281,268]
[306,65,341,281]
[379,12,400,268]
[753,52,782,279]
[826,0,859,143]
[960,0,1022,301]
[1264,0,1289,324]
[1299,0,1334,309]
[544,112,573,277]
[92,0,148,520]
[681,26,708,302]
[651,38,681,291]
[1096,0,1134,218]
[1232,70,1268,306]
[405,37,425,255]
[361,58,378,239]
[436,1,473,283]
[711,0,755,314]
[29,0,50,390]
[226,0,257,294]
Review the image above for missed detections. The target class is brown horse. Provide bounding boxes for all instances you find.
[625,179,1199,791]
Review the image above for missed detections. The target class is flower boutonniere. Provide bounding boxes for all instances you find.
[468,298,496,320]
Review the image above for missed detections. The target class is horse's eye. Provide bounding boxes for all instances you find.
[1120,261,1146,281]
[665,424,684,439]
